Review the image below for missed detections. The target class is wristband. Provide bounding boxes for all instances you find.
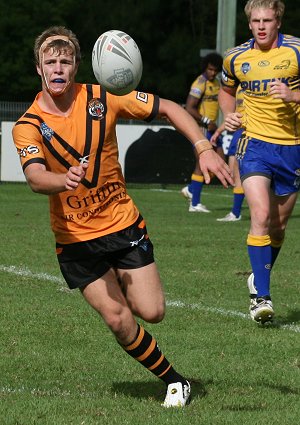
[200,116,211,126]
[193,139,213,155]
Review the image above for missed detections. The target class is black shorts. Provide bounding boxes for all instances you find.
[56,215,154,289]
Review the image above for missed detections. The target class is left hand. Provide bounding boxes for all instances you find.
[269,79,293,102]
[199,149,234,188]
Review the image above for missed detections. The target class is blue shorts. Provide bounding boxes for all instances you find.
[228,128,244,156]
[206,130,223,148]
[237,136,300,196]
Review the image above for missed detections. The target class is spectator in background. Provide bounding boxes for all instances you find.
[181,52,223,213]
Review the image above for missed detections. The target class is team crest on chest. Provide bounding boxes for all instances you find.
[40,122,54,142]
[241,62,251,74]
[88,98,105,120]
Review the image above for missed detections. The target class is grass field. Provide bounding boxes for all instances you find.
[0,182,299,425]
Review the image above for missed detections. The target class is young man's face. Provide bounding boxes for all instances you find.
[205,64,220,81]
[249,7,280,50]
[37,47,77,96]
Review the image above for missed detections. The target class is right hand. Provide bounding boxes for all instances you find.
[65,163,88,190]
[225,112,243,132]
[199,149,234,188]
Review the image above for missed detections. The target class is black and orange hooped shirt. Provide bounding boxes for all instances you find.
[13,84,159,244]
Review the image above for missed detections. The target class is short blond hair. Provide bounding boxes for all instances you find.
[244,0,285,21]
[34,26,81,65]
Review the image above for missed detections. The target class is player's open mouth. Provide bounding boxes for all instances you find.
[52,78,65,83]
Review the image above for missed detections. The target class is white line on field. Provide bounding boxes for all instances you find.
[150,188,300,203]
[166,300,300,333]
[1,264,299,333]
[150,188,233,198]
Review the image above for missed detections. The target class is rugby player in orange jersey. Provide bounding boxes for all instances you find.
[13,26,233,407]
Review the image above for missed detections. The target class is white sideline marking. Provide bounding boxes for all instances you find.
[1,264,299,333]
[0,264,64,284]
[151,188,233,198]
[167,300,300,333]
[150,188,300,202]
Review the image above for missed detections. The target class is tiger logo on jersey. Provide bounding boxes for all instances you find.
[88,98,105,120]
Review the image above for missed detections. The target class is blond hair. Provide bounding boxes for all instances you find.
[244,0,285,21]
[34,26,81,65]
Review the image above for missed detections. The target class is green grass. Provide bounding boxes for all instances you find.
[0,183,299,425]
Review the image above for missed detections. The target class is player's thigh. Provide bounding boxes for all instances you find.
[232,157,242,186]
[117,262,165,322]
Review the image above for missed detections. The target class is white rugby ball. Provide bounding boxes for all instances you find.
[92,30,143,96]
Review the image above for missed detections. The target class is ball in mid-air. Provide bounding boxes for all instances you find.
[92,30,143,96]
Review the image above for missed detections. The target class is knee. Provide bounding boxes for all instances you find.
[105,314,124,335]
[137,303,165,324]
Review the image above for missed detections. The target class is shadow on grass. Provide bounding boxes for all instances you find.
[264,309,300,329]
[283,309,300,323]
[266,383,300,395]
[112,377,208,403]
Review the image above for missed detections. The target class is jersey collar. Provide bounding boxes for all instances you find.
[250,32,283,49]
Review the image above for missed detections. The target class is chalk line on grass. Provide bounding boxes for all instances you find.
[1,264,299,333]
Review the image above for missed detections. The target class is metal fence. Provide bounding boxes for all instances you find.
[0,101,31,122]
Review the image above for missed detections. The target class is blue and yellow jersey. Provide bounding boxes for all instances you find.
[189,74,220,121]
[222,33,300,145]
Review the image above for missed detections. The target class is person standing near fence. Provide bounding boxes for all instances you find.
[181,53,223,213]
[219,0,300,323]
[12,26,233,407]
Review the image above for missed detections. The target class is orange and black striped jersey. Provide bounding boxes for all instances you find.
[13,83,159,244]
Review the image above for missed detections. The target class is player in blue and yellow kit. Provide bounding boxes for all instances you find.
[181,53,223,212]
[219,0,300,323]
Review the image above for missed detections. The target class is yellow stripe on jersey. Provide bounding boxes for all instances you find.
[222,33,300,145]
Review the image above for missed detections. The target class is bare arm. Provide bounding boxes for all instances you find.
[158,98,233,187]
[218,86,242,132]
[24,162,88,195]
[185,94,217,132]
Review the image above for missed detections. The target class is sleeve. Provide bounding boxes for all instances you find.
[221,54,240,89]
[110,91,160,122]
[12,121,46,172]
[189,76,206,99]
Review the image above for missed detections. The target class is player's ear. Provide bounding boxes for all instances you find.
[36,65,42,76]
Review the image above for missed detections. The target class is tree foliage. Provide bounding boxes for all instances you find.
[1,0,299,103]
